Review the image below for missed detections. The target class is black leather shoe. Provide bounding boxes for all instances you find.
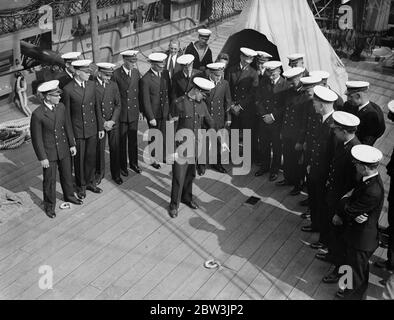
[379,241,389,249]
[275,179,290,186]
[212,164,227,173]
[197,165,206,176]
[374,260,394,271]
[315,252,334,263]
[335,289,346,299]
[152,162,161,170]
[299,198,309,207]
[301,225,318,232]
[77,191,86,200]
[323,271,340,284]
[66,197,83,205]
[269,173,278,181]
[45,209,56,219]
[169,207,178,218]
[182,200,199,209]
[113,177,123,185]
[255,167,269,177]
[95,176,102,186]
[300,211,311,219]
[289,187,302,196]
[130,164,142,174]
[86,185,103,194]
[310,241,325,249]
[120,169,129,177]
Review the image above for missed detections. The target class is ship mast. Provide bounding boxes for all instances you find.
[90,0,100,62]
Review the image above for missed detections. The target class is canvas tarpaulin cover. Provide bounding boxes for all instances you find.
[233,0,348,96]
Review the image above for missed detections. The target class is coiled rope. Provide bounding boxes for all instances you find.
[0,117,30,150]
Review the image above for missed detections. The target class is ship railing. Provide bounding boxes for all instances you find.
[0,0,127,36]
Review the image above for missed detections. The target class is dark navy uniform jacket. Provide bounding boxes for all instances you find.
[140,69,171,121]
[63,79,103,139]
[30,102,75,161]
[338,174,384,251]
[112,66,141,123]
[95,79,121,124]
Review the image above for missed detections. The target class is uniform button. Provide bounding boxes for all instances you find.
[82,104,84,107]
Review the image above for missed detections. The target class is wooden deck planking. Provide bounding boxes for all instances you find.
[190,182,299,300]
[262,232,316,300]
[92,171,253,300]
[141,174,266,300]
[123,175,271,300]
[0,162,159,295]
[169,185,297,300]
[8,163,182,299]
[35,169,231,299]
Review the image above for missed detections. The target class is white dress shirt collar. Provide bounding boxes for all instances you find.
[358,101,370,111]
[74,77,85,88]
[65,68,73,79]
[44,101,54,111]
[362,172,378,182]
[322,110,334,123]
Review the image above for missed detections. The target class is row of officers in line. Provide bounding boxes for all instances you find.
[30,29,392,299]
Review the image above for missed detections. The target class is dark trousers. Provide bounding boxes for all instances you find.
[387,177,394,268]
[148,119,166,162]
[344,245,374,300]
[326,195,346,267]
[43,155,75,209]
[120,121,138,170]
[257,120,281,173]
[307,176,327,233]
[282,138,303,187]
[74,135,97,191]
[170,162,196,209]
[96,128,120,180]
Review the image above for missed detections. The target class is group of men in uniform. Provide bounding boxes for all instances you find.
[30,28,393,299]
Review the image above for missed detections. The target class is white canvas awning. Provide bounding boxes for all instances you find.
[233,0,348,96]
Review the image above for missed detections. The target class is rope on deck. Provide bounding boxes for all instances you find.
[0,117,30,150]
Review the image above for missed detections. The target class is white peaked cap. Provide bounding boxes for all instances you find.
[351,145,383,164]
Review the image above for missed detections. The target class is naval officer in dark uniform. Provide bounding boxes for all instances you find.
[287,53,309,77]
[227,47,259,162]
[336,145,384,300]
[58,52,81,90]
[341,81,385,146]
[309,70,344,110]
[171,54,200,102]
[94,62,122,185]
[140,52,171,169]
[184,29,213,72]
[31,80,82,218]
[168,77,215,218]
[112,50,142,176]
[277,67,308,195]
[63,59,104,199]
[255,61,288,181]
[302,86,337,237]
[319,111,360,283]
[375,100,394,272]
[201,62,232,174]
